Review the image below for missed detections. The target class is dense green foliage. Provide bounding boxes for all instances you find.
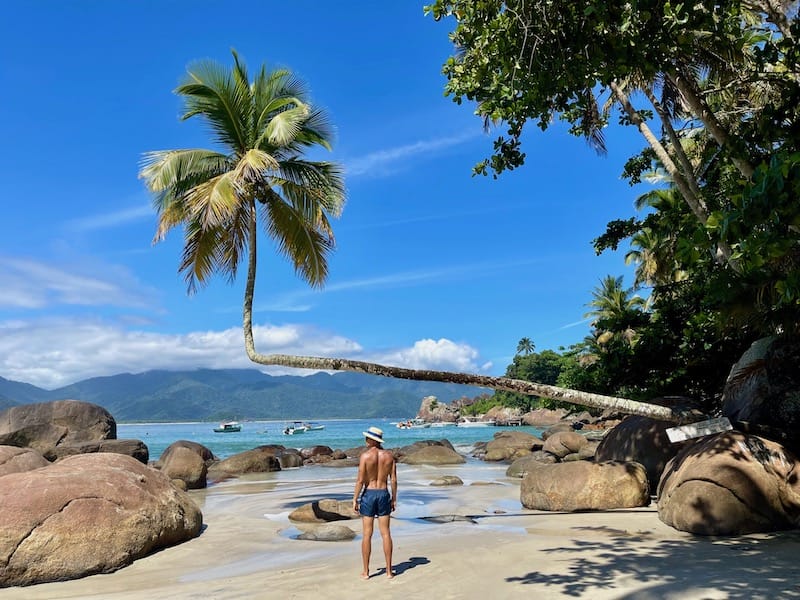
[428,1,800,411]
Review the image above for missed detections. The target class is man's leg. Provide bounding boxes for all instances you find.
[361,516,374,579]
[377,514,393,578]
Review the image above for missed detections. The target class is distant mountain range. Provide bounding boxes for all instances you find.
[0,369,490,422]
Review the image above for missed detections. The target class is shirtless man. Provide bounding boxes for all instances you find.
[353,426,397,580]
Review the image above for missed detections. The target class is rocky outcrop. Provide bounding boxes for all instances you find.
[0,445,49,476]
[721,337,800,448]
[0,453,202,588]
[430,475,464,486]
[507,453,556,478]
[207,446,282,481]
[542,431,588,459]
[520,461,650,511]
[484,405,522,425]
[483,430,544,462]
[157,440,217,464]
[296,524,357,541]
[0,400,116,456]
[595,416,686,492]
[301,445,334,461]
[398,445,466,465]
[157,446,208,489]
[522,408,569,426]
[417,396,459,423]
[658,431,800,535]
[47,439,149,463]
[288,499,359,523]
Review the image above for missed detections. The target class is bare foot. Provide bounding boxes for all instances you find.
[386,570,395,579]
[360,572,369,580]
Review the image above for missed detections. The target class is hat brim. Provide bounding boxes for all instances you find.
[363,431,383,443]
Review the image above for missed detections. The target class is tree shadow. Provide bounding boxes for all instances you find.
[505,526,800,598]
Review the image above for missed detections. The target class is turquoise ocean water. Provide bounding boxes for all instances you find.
[118,418,545,461]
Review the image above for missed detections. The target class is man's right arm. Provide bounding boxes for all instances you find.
[390,458,398,511]
[353,456,366,511]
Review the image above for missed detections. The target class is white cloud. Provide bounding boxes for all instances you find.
[372,338,489,374]
[346,131,479,177]
[0,318,488,390]
[65,204,153,232]
[0,256,157,310]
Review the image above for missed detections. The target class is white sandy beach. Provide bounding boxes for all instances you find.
[3,460,800,600]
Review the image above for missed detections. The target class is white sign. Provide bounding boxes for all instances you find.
[666,416,733,443]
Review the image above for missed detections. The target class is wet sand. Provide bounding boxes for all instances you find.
[4,460,800,599]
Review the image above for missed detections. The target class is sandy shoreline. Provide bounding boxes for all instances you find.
[4,459,800,599]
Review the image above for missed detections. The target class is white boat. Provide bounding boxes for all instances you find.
[304,422,325,431]
[213,421,242,433]
[397,418,430,429]
[283,421,308,435]
[429,421,456,427]
[457,416,496,427]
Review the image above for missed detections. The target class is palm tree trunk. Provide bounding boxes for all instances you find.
[610,80,739,268]
[667,71,756,179]
[243,198,259,359]
[609,81,710,225]
[242,350,699,423]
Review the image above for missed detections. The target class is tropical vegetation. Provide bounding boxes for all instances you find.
[146,4,800,424]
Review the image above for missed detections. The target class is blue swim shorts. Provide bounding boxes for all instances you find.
[359,488,391,517]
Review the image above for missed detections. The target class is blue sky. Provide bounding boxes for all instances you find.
[0,2,648,389]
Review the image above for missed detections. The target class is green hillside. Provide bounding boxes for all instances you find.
[0,369,487,422]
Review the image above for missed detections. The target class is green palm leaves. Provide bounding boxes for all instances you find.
[140,50,345,293]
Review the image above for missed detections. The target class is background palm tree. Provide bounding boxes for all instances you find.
[516,337,535,355]
[140,50,345,360]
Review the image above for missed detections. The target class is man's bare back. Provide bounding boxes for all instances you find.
[359,447,395,489]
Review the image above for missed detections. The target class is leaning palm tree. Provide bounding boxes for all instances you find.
[140,50,345,353]
[142,52,697,424]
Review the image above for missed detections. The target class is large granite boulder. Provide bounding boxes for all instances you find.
[300,445,333,460]
[657,431,800,535]
[157,446,208,489]
[522,408,569,426]
[47,439,149,464]
[595,415,686,492]
[157,440,217,464]
[296,524,357,541]
[153,441,214,489]
[398,445,466,465]
[483,430,544,462]
[288,499,359,523]
[0,453,202,588]
[721,337,800,449]
[0,400,115,455]
[207,446,282,481]
[520,461,650,511]
[0,445,49,477]
[542,430,588,459]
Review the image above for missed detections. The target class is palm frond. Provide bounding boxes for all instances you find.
[177,55,253,154]
[273,159,346,217]
[261,190,334,287]
[184,173,241,229]
[139,149,231,193]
